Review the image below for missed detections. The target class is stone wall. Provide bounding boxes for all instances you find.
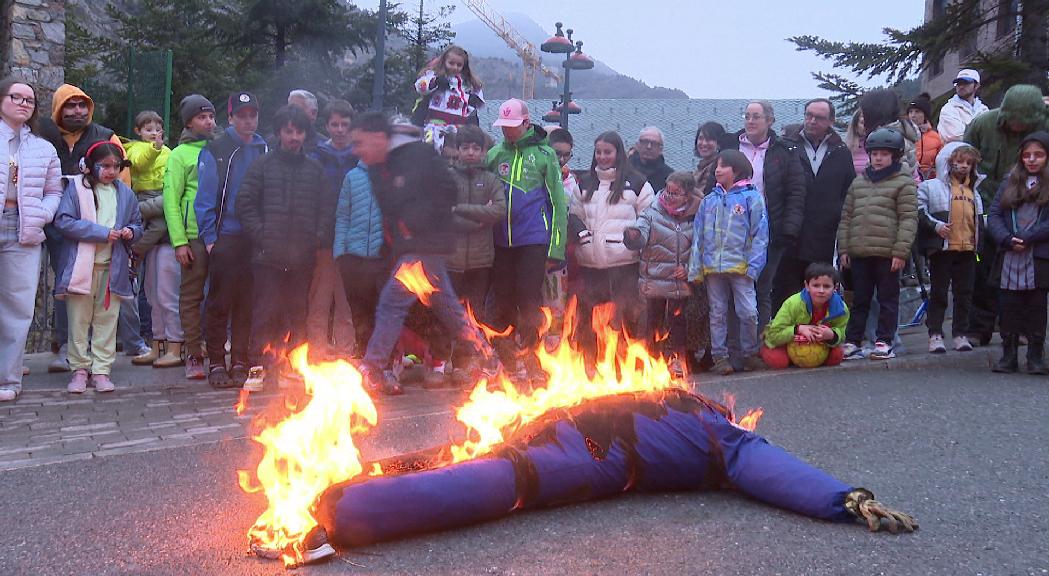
[1,0,65,105]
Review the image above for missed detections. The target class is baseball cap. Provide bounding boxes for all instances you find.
[228,92,259,116]
[954,69,981,84]
[493,99,529,127]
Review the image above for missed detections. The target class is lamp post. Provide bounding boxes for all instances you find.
[371,0,388,111]
[541,23,593,130]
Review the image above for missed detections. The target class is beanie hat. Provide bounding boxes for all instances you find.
[180,94,215,127]
[907,93,933,121]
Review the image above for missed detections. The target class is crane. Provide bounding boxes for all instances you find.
[460,0,560,99]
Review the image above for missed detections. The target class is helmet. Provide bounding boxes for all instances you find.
[865,128,905,153]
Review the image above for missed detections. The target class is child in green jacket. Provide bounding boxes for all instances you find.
[761,263,850,369]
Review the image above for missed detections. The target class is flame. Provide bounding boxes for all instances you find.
[735,408,765,432]
[393,260,437,306]
[237,345,377,566]
[464,302,512,340]
[235,390,250,416]
[368,463,384,476]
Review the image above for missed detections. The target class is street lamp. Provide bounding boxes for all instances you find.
[541,22,593,130]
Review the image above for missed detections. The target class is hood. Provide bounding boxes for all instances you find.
[800,288,848,321]
[316,138,355,160]
[934,141,986,190]
[50,84,94,134]
[178,127,212,145]
[885,119,919,143]
[389,132,420,152]
[507,124,549,149]
[223,125,267,148]
[999,84,1048,127]
[712,179,756,197]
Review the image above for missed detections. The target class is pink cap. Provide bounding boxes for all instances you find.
[493,98,530,127]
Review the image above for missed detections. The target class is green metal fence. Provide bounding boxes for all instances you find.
[126,48,173,136]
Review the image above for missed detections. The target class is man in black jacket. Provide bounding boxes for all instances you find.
[349,113,498,395]
[726,101,807,330]
[775,99,855,309]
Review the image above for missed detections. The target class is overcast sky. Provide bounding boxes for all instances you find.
[357,0,927,98]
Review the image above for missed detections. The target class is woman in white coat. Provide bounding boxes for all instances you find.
[0,78,63,401]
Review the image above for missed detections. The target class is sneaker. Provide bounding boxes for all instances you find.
[67,369,89,394]
[301,525,336,565]
[0,389,17,402]
[841,342,864,360]
[928,334,947,354]
[185,354,206,380]
[230,363,249,387]
[669,355,686,378]
[711,357,734,376]
[126,344,151,357]
[743,355,765,372]
[869,341,896,360]
[48,345,70,373]
[208,366,236,389]
[243,366,266,392]
[953,335,973,352]
[92,373,115,393]
[379,369,404,396]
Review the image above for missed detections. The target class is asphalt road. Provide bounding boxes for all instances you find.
[2,356,1048,576]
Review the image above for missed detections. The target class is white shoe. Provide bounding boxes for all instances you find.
[0,389,17,402]
[48,345,70,373]
[243,366,265,392]
[953,335,973,352]
[928,334,946,354]
[869,341,896,360]
[841,342,864,360]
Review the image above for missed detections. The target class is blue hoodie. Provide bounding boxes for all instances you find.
[688,179,769,282]
[309,139,359,198]
[194,126,268,246]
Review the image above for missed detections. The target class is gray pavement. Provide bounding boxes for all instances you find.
[2,327,1048,575]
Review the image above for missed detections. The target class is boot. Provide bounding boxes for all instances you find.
[154,341,184,368]
[992,334,1019,373]
[1026,336,1049,375]
[133,340,162,365]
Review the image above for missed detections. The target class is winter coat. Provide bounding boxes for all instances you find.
[236,148,329,270]
[123,138,170,193]
[726,130,806,246]
[937,94,989,144]
[763,289,849,348]
[162,137,208,248]
[624,195,694,300]
[0,122,63,245]
[789,131,855,263]
[837,168,917,260]
[132,188,168,254]
[309,139,358,251]
[195,127,269,246]
[486,124,567,260]
[414,71,484,126]
[371,137,457,258]
[987,182,1049,262]
[333,163,384,260]
[688,180,769,282]
[915,141,986,254]
[964,84,1049,204]
[915,127,944,180]
[53,175,143,299]
[572,167,655,270]
[629,153,673,192]
[37,84,129,186]
[448,163,506,272]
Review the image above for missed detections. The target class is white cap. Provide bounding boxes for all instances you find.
[954,69,981,84]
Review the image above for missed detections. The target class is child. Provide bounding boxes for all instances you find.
[837,128,917,361]
[761,262,849,369]
[162,94,216,379]
[414,45,484,152]
[545,127,580,334]
[689,150,768,375]
[571,131,654,356]
[53,143,143,393]
[987,131,1049,374]
[916,142,983,354]
[624,171,697,376]
[124,110,176,367]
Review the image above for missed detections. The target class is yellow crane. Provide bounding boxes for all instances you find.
[460,0,560,99]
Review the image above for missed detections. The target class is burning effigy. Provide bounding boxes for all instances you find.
[236,271,916,569]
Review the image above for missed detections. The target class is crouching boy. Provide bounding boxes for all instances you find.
[761,262,849,369]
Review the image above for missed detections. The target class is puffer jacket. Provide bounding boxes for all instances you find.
[688,180,769,282]
[916,142,985,254]
[0,123,63,245]
[726,130,806,245]
[236,148,329,270]
[448,162,506,272]
[914,126,944,181]
[333,163,383,260]
[572,167,654,269]
[837,167,917,260]
[624,195,694,300]
[132,188,168,254]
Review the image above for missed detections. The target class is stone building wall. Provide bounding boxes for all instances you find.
[1,0,65,105]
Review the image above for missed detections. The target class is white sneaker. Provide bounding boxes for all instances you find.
[48,345,70,373]
[842,342,864,360]
[0,389,17,402]
[928,334,947,354]
[243,366,265,392]
[869,341,896,360]
[953,335,973,352]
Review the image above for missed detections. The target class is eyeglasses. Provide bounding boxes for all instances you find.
[742,113,766,121]
[638,139,663,148]
[556,151,572,161]
[6,94,36,107]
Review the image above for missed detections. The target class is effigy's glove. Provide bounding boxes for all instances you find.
[844,489,918,533]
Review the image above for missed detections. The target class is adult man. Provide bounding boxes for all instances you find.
[629,126,674,192]
[37,84,137,372]
[937,69,990,144]
[286,89,322,153]
[776,99,855,310]
[726,100,807,330]
[194,92,268,388]
[963,84,1049,345]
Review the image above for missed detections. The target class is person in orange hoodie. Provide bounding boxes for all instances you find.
[907,93,944,181]
[37,84,131,372]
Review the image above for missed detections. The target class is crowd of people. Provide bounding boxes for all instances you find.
[3,46,1049,402]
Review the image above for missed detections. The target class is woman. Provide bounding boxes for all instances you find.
[845,110,868,176]
[693,121,725,197]
[571,131,654,355]
[687,121,726,369]
[0,77,63,401]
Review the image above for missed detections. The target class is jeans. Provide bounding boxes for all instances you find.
[44,223,67,346]
[363,254,492,371]
[0,209,40,392]
[756,242,787,334]
[926,250,976,338]
[117,259,146,352]
[204,235,253,367]
[706,273,759,358]
[845,257,900,345]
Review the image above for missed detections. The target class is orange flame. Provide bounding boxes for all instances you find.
[735,408,765,432]
[394,260,437,306]
[235,389,250,416]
